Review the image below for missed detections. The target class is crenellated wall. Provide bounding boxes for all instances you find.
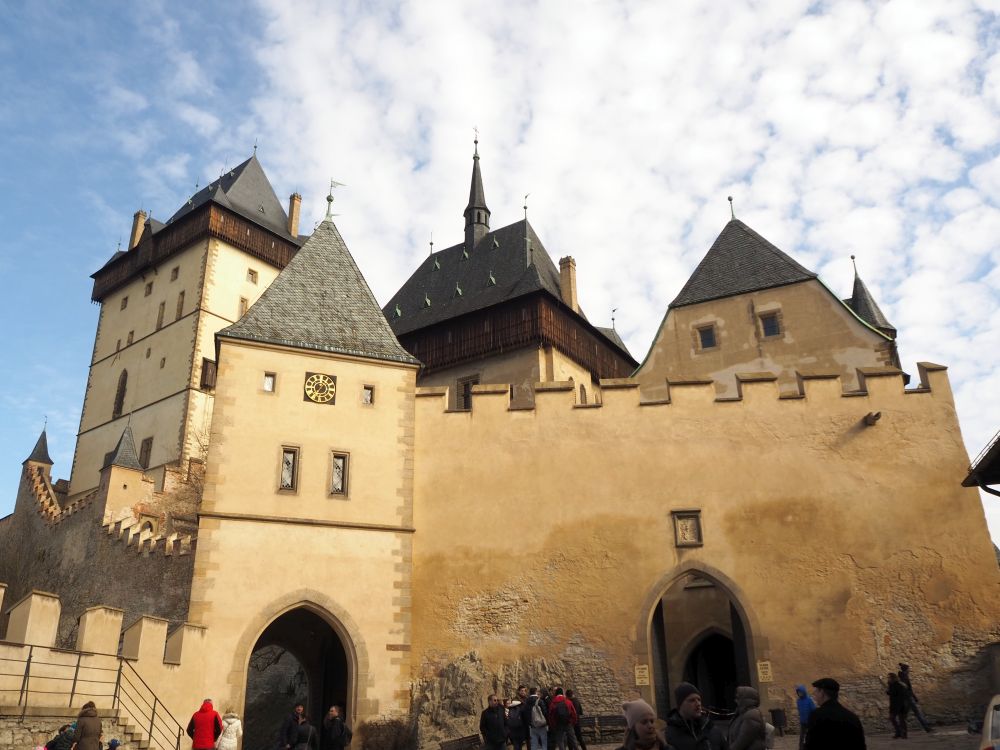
[409,362,1000,732]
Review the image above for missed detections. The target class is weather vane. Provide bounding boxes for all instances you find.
[326,179,347,219]
[524,193,530,220]
[728,196,735,220]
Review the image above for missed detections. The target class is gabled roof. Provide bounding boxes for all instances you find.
[846,269,895,336]
[167,154,296,241]
[103,426,143,471]
[384,219,565,336]
[671,219,817,308]
[24,429,53,465]
[219,219,418,365]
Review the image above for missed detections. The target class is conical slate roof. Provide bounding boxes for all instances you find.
[103,425,143,470]
[167,154,296,241]
[465,145,489,218]
[219,219,418,365]
[671,219,817,308]
[847,269,895,336]
[24,429,53,465]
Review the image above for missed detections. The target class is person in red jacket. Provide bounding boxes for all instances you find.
[547,688,579,750]
[186,698,223,750]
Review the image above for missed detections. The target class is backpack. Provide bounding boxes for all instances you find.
[554,700,570,727]
[763,721,775,749]
[506,703,523,731]
[530,699,548,728]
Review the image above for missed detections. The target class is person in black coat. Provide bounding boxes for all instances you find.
[480,694,508,750]
[804,678,866,750]
[886,673,908,738]
[323,705,352,749]
[279,704,305,750]
[664,682,727,750]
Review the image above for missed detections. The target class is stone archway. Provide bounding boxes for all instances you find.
[637,563,762,719]
[244,607,349,750]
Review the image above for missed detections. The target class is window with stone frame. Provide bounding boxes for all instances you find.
[362,385,375,405]
[170,266,179,281]
[144,281,153,297]
[279,446,300,492]
[113,370,128,419]
[760,311,782,338]
[696,324,717,351]
[200,358,217,390]
[330,451,349,496]
[262,372,276,393]
[120,296,128,311]
[156,301,165,330]
[175,290,185,320]
[239,297,249,317]
[247,268,259,284]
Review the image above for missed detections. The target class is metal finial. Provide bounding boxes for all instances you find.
[728,196,735,220]
[473,126,479,156]
[43,415,47,430]
[429,232,434,256]
[611,308,618,330]
[524,193,530,221]
[117,237,122,252]
[850,254,858,274]
[326,179,347,219]
[253,138,258,156]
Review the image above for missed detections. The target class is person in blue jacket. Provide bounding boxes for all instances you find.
[795,685,816,749]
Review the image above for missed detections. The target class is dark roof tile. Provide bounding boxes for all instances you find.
[24,429,53,465]
[103,425,143,471]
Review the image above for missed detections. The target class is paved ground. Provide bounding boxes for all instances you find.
[586,724,981,749]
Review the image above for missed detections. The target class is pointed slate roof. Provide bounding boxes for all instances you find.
[167,154,296,241]
[596,326,632,358]
[23,429,53,465]
[103,425,143,471]
[384,219,565,337]
[846,268,896,336]
[218,219,418,365]
[465,144,489,219]
[671,219,818,308]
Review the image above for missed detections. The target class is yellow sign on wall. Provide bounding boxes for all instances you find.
[634,664,650,686]
[757,660,773,683]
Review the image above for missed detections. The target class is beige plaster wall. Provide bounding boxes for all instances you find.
[635,279,896,400]
[191,338,418,728]
[418,345,597,408]
[410,365,1000,722]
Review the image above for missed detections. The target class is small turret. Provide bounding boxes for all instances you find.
[463,138,490,250]
[847,256,896,339]
[23,428,53,466]
[103,425,143,471]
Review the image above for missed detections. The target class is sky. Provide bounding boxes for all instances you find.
[0,0,998,541]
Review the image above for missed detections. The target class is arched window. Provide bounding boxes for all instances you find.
[113,370,128,418]
[580,384,588,405]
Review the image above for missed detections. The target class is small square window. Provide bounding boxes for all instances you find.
[761,312,781,337]
[330,452,349,496]
[247,269,259,284]
[239,297,249,317]
[697,325,717,350]
[170,266,179,281]
[279,447,299,491]
[263,373,276,393]
[144,282,153,297]
[120,296,129,311]
[362,385,374,405]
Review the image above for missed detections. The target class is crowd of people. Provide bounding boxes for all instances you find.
[480,671,931,750]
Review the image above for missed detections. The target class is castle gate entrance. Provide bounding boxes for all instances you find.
[244,607,350,750]
[648,571,754,719]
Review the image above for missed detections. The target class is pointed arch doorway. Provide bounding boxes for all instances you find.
[244,607,350,750]
[647,568,756,718]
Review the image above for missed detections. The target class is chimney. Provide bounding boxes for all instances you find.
[129,210,147,250]
[287,193,302,237]
[559,256,579,312]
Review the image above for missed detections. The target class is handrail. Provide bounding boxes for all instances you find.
[4,644,185,750]
[970,427,1000,472]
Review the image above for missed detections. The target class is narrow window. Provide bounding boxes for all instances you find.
[159,357,166,369]
[458,375,480,410]
[362,385,374,405]
[120,296,128,311]
[200,358,217,390]
[144,282,153,297]
[116,339,121,352]
[145,347,151,359]
[113,370,128,419]
[156,301,165,329]
[330,452,349,495]
[139,437,153,468]
[175,290,185,320]
[697,325,717,350]
[170,266,179,281]
[247,268,258,284]
[580,384,588,405]
[239,297,249,317]
[279,447,299,491]
[263,372,276,393]
[127,330,134,345]
[761,312,781,337]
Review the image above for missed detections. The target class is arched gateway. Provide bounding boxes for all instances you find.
[235,599,363,750]
[640,564,760,719]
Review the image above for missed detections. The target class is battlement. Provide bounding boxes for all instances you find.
[0,585,205,723]
[415,362,952,416]
[101,510,196,557]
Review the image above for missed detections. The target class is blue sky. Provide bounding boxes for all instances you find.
[1,0,998,540]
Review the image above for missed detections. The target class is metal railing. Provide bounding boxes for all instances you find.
[0,647,185,750]
[969,427,1000,472]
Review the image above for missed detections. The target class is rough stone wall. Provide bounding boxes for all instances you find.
[0,467,195,647]
[0,714,136,750]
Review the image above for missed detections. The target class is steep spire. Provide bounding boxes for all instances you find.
[103,425,143,471]
[24,428,53,465]
[464,135,490,250]
[847,255,896,338]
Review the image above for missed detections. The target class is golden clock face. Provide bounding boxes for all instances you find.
[303,372,337,404]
